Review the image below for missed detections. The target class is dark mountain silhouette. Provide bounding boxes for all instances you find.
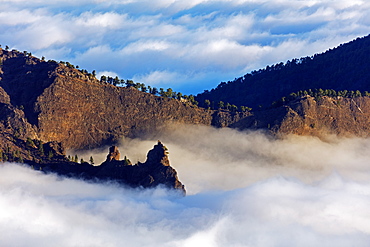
[196,34,370,110]
[28,142,186,194]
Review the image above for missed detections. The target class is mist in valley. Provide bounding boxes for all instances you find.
[2,125,370,246]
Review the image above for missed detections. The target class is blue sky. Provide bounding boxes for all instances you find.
[1,0,370,94]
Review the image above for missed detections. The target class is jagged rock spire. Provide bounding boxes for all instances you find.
[145,140,170,166]
[105,146,120,162]
[97,142,185,194]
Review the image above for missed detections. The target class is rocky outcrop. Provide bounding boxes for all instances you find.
[33,141,186,194]
[232,95,370,137]
[211,110,250,127]
[137,141,185,192]
[97,141,185,193]
[105,146,120,162]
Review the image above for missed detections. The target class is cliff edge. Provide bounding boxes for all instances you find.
[232,95,370,137]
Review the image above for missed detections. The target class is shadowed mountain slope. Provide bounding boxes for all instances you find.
[196,34,370,110]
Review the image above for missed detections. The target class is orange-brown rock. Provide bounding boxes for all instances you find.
[232,95,370,138]
[0,48,244,150]
[105,146,120,162]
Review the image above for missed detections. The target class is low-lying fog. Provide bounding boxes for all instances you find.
[2,125,370,246]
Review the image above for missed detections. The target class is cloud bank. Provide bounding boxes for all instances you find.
[2,125,368,246]
[1,0,370,93]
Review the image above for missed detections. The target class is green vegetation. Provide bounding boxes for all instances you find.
[198,99,251,112]
[26,137,35,148]
[271,88,370,107]
[48,151,54,160]
[99,75,199,106]
[123,156,132,166]
[89,156,94,165]
[0,146,23,163]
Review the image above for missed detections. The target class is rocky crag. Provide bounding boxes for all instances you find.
[232,95,370,137]
[28,141,185,194]
[98,141,185,193]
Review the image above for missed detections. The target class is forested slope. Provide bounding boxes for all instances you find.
[196,34,370,110]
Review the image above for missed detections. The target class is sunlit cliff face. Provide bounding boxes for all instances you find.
[2,125,370,246]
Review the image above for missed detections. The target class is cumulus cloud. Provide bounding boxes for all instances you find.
[1,0,370,92]
[4,125,370,246]
[132,70,181,86]
[76,12,126,28]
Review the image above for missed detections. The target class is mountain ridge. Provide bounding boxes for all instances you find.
[196,34,370,110]
[0,48,246,150]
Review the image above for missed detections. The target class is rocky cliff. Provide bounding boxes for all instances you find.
[232,95,370,137]
[0,48,244,150]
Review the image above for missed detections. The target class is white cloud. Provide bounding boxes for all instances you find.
[76,12,127,28]
[121,40,172,54]
[109,125,370,194]
[3,126,370,246]
[96,70,119,79]
[132,70,180,86]
[0,10,42,25]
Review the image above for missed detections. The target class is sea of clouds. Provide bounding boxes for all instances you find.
[2,125,370,246]
[1,0,370,93]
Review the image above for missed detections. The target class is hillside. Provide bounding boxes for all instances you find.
[232,95,370,138]
[196,34,370,110]
[0,48,246,150]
